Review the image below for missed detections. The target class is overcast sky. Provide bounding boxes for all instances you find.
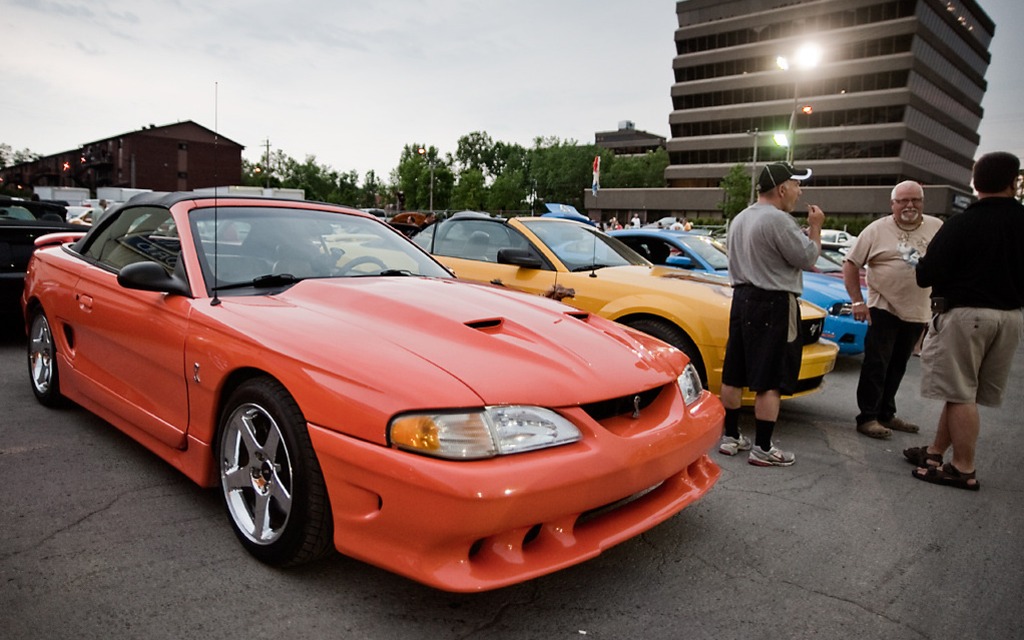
[2,0,1021,181]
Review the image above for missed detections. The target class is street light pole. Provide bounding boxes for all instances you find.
[747,128,760,204]
[416,147,435,214]
[787,86,798,164]
[428,162,434,213]
[777,44,821,165]
[261,138,271,188]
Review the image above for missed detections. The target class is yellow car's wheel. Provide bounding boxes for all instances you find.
[625,318,708,388]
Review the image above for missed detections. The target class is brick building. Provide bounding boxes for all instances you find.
[0,121,244,198]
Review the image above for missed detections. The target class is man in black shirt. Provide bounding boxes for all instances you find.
[907,152,1024,490]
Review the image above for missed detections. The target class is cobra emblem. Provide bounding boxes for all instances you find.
[632,395,641,419]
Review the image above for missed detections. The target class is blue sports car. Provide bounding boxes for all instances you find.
[611,229,867,355]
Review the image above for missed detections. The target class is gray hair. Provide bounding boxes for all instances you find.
[891,180,923,200]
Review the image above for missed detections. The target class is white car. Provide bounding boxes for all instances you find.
[820,229,856,254]
[643,215,683,229]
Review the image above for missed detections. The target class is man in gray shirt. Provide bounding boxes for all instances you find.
[719,162,825,467]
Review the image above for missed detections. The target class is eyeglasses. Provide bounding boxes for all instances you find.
[892,198,923,206]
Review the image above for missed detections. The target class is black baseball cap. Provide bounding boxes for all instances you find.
[758,162,813,193]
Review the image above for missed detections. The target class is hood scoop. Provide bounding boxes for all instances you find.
[466,318,503,331]
[465,310,591,333]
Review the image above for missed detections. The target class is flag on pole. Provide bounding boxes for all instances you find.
[591,155,601,196]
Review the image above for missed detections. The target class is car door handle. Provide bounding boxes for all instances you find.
[76,293,94,311]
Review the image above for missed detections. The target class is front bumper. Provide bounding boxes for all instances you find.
[822,315,868,355]
[727,338,838,404]
[307,388,723,592]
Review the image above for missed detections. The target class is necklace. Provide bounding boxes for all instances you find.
[893,214,923,232]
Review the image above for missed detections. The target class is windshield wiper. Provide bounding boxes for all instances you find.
[213,273,304,291]
[570,263,614,273]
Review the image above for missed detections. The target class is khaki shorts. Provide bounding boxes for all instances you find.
[920,307,1024,406]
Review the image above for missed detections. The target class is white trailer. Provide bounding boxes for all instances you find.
[96,187,152,203]
[192,186,305,200]
[32,186,90,205]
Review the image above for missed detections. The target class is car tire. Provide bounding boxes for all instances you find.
[625,318,708,388]
[218,376,333,567]
[27,309,66,408]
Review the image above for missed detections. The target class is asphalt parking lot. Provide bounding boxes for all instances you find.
[2,329,1022,640]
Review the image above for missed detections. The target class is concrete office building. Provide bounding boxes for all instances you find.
[596,121,667,156]
[587,0,993,222]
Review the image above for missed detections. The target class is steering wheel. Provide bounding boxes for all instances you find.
[337,255,388,276]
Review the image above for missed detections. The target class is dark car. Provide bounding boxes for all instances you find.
[0,198,78,321]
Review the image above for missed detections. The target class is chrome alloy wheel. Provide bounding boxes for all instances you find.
[220,402,295,546]
[28,313,55,396]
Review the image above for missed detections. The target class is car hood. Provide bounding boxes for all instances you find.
[573,264,735,295]
[572,264,827,320]
[212,276,686,409]
[802,271,854,304]
[653,266,733,288]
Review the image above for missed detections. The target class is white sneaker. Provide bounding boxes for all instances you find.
[748,444,795,467]
[719,434,752,456]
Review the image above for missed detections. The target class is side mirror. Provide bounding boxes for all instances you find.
[496,248,544,269]
[665,255,695,269]
[118,261,190,296]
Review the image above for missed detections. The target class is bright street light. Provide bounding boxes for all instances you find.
[777,43,821,163]
[778,43,823,72]
[795,43,823,69]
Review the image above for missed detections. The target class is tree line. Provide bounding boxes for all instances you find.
[3,136,749,217]
[240,131,668,213]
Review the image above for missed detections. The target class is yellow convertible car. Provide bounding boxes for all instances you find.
[414,213,838,400]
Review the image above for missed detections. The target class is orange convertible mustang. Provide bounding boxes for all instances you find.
[22,192,722,592]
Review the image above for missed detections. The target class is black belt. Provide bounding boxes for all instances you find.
[931,297,956,314]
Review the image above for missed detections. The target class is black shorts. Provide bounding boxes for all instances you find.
[722,285,803,395]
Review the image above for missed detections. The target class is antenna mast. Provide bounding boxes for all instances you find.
[211,81,221,306]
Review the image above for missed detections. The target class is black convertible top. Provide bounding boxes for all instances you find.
[0,198,68,222]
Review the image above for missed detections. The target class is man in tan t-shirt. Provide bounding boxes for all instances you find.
[843,180,943,439]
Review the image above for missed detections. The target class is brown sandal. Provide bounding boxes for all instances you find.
[912,462,980,491]
[903,446,942,467]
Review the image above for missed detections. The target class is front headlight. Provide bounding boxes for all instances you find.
[389,405,581,460]
[678,363,704,406]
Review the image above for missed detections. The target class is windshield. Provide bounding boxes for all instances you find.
[815,252,843,273]
[0,204,37,221]
[190,206,451,293]
[522,219,647,271]
[678,234,730,270]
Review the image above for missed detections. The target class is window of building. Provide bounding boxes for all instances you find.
[677,0,916,54]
